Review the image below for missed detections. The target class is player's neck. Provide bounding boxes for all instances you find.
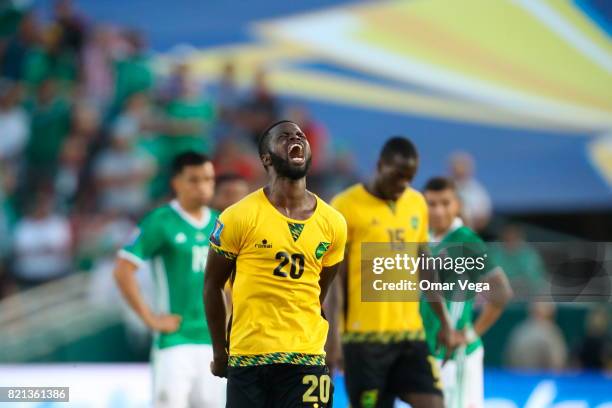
[433,218,462,240]
[365,180,391,202]
[432,228,447,240]
[266,177,309,209]
[176,199,205,221]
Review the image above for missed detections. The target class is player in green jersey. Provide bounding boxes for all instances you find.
[420,177,512,408]
[114,151,225,407]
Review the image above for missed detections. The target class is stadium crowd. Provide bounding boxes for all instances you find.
[0,0,609,374]
[0,0,358,297]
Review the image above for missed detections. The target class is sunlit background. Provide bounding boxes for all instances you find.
[0,0,611,406]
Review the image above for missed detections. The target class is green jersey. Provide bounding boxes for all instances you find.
[421,219,496,358]
[119,200,218,349]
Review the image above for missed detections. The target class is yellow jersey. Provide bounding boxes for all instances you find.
[331,184,429,343]
[210,188,347,366]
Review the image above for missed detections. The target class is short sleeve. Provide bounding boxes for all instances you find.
[330,194,353,243]
[418,197,430,243]
[463,236,498,280]
[322,212,348,267]
[209,207,243,260]
[119,213,164,266]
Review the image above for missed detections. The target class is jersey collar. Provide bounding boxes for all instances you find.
[170,199,211,229]
[431,217,463,243]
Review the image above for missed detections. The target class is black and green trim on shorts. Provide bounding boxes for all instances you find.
[211,245,237,260]
[341,330,425,344]
[228,352,326,367]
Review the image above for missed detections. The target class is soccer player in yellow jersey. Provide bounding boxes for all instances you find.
[330,137,455,408]
[204,121,347,407]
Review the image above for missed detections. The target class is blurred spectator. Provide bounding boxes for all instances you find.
[213,60,242,140]
[0,1,28,40]
[505,302,568,370]
[0,167,13,261]
[287,104,329,172]
[492,224,546,296]
[573,306,612,370]
[449,151,492,232]
[0,79,29,166]
[68,102,101,143]
[111,92,154,145]
[24,78,71,188]
[212,138,264,184]
[159,63,215,155]
[12,189,73,288]
[241,67,278,144]
[93,130,156,216]
[55,135,88,210]
[0,189,10,261]
[82,212,152,352]
[81,26,115,109]
[151,64,215,197]
[112,30,154,109]
[217,61,240,113]
[310,148,359,201]
[159,60,188,103]
[0,162,18,223]
[0,163,17,298]
[51,0,86,54]
[22,23,78,89]
[0,11,40,80]
[77,211,135,269]
[211,173,249,212]
[53,103,101,209]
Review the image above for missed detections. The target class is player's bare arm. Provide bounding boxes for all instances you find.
[418,243,457,357]
[203,249,234,378]
[462,267,513,344]
[319,263,341,304]
[113,257,181,333]
[323,249,347,370]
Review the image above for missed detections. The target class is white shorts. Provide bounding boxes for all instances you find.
[152,344,226,408]
[439,346,484,408]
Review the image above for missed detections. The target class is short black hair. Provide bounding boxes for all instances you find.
[215,173,247,190]
[424,176,457,193]
[171,151,210,177]
[379,136,418,162]
[257,120,296,158]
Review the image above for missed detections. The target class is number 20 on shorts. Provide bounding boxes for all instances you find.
[302,374,331,405]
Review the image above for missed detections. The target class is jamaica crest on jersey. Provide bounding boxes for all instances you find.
[315,241,331,260]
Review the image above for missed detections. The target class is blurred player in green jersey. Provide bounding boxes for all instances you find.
[114,151,225,408]
[420,177,512,408]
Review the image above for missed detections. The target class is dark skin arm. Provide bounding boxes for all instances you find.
[203,249,235,378]
[320,263,341,368]
[319,263,341,305]
[324,250,348,371]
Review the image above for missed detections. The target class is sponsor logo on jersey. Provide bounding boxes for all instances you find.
[255,239,272,248]
[210,219,223,246]
[315,241,330,260]
[175,232,187,243]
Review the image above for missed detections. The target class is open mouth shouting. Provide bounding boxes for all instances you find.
[288,142,305,165]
